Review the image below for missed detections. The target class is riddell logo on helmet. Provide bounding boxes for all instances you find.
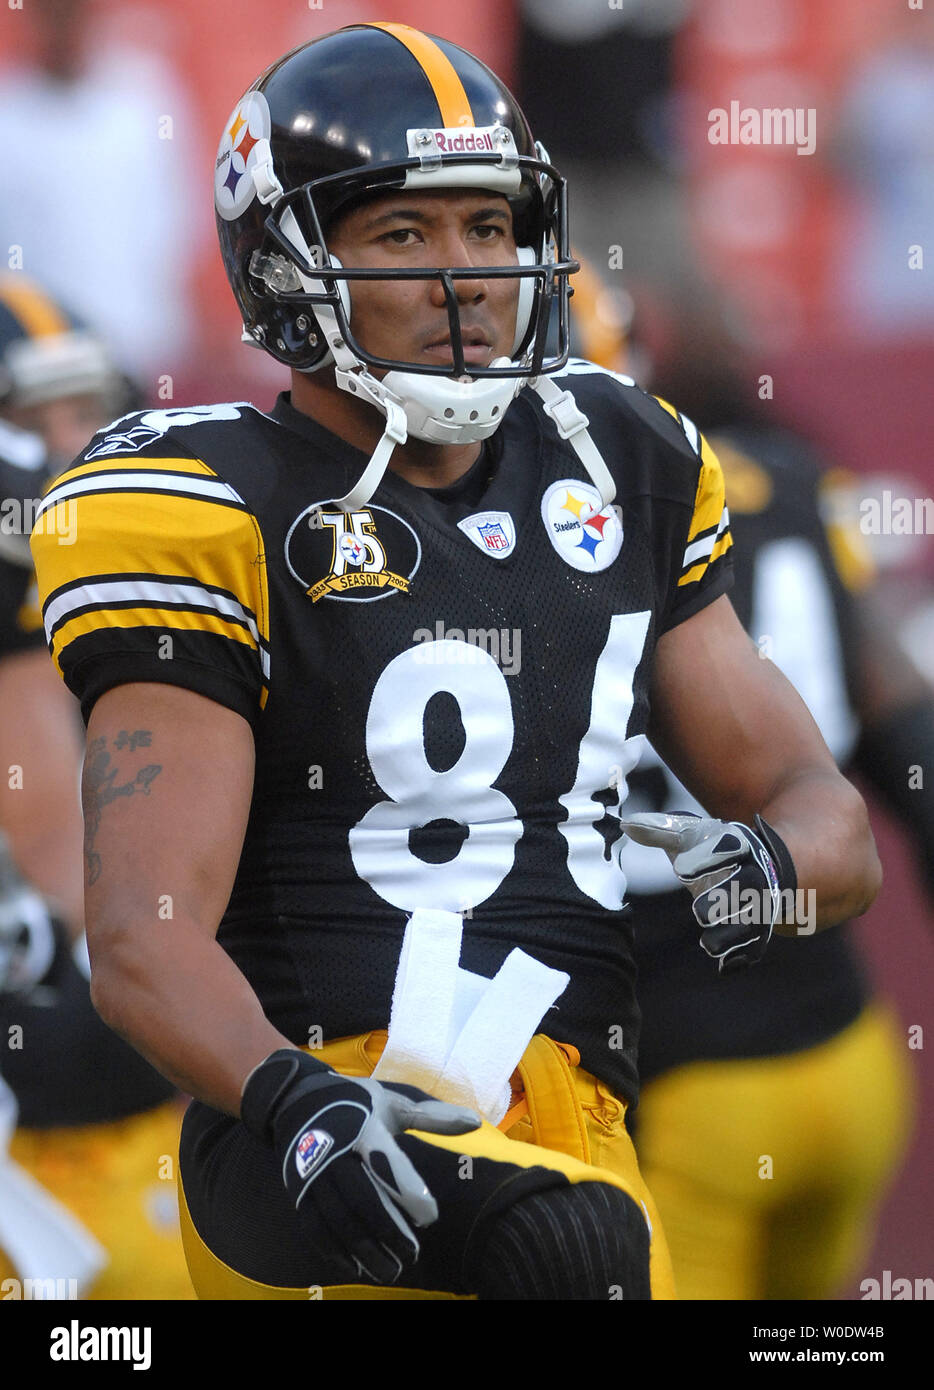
[407,125,506,158]
[433,129,496,152]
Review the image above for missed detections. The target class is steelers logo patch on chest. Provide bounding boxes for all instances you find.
[286,503,421,603]
[540,480,623,572]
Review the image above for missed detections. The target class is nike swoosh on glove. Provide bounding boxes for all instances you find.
[620,811,796,973]
[241,1049,481,1284]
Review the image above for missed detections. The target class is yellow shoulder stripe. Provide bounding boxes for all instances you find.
[50,455,218,488]
[36,490,259,585]
[652,395,680,425]
[687,437,728,544]
[33,491,268,657]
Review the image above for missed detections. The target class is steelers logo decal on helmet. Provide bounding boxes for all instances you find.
[541,480,623,573]
[286,502,421,603]
[215,91,272,222]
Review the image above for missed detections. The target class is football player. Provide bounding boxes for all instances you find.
[0,276,132,464]
[31,24,881,1300]
[0,288,193,1299]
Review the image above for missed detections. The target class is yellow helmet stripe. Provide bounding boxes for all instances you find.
[0,277,70,338]
[366,22,474,129]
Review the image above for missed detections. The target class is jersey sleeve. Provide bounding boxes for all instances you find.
[29,439,270,725]
[656,404,734,632]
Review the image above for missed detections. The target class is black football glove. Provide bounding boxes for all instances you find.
[241,1049,481,1285]
[620,811,796,973]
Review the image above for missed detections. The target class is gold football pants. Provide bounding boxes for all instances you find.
[635,1005,914,1300]
[179,1031,676,1300]
[2,1099,194,1299]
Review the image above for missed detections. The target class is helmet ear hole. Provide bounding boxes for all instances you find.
[512,246,536,356]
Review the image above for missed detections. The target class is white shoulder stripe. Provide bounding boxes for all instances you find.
[682,505,730,568]
[46,578,269,678]
[36,471,246,522]
[679,413,700,455]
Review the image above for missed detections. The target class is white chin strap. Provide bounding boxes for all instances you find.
[531,374,616,509]
[329,371,617,515]
[279,208,615,511]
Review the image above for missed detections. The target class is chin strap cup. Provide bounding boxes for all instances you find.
[328,373,617,517]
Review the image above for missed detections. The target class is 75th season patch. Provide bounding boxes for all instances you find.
[286,503,421,603]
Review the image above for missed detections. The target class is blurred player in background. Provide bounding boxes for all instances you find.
[0,276,193,1299]
[0,0,202,385]
[0,275,134,462]
[611,292,929,1299]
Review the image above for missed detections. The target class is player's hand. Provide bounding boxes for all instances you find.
[241,1048,481,1284]
[620,811,793,973]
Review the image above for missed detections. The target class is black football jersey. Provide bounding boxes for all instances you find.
[31,362,733,1102]
[623,427,871,1083]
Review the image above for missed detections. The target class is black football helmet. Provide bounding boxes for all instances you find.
[214,24,622,513]
[0,276,128,418]
[214,22,576,384]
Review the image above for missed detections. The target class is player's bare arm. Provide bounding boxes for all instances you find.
[647,592,881,931]
[0,646,85,933]
[82,681,293,1115]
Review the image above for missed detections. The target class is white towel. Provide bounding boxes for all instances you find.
[439,950,569,1124]
[372,908,463,1096]
[0,1073,107,1296]
[373,911,569,1126]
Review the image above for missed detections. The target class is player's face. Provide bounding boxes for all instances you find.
[327,190,520,372]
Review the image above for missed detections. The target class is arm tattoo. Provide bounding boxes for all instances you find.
[82,730,162,885]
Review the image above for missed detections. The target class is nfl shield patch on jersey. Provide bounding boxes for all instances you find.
[457,511,517,559]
